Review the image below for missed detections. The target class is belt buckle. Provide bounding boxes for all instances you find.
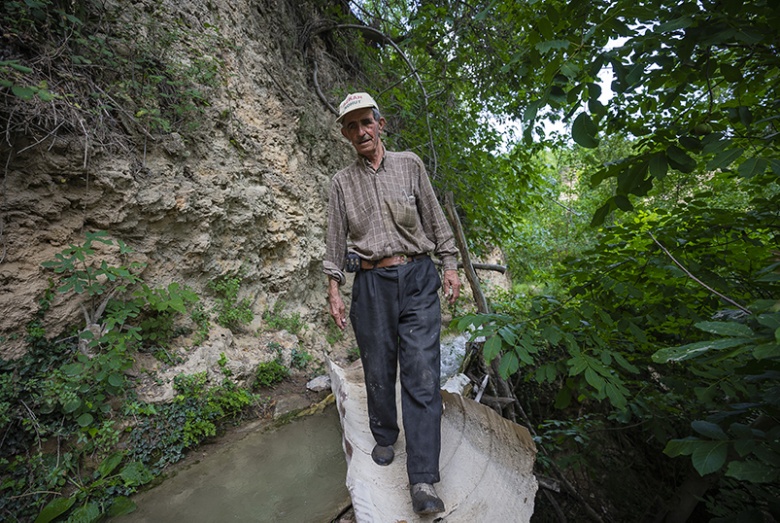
[398,254,408,264]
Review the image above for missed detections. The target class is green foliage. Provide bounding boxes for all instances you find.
[0,331,148,521]
[262,301,305,335]
[346,345,361,363]
[40,230,143,298]
[128,369,256,473]
[0,233,240,522]
[654,302,780,484]
[190,303,211,345]
[1,0,228,151]
[132,282,200,349]
[290,347,312,370]
[254,359,289,388]
[208,272,254,329]
[325,317,345,345]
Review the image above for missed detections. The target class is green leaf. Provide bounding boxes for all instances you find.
[707,148,743,170]
[720,63,743,82]
[62,362,84,376]
[498,351,519,378]
[108,373,124,387]
[614,194,633,211]
[652,337,752,363]
[590,200,613,227]
[691,420,728,440]
[107,497,137,517]
[691,440,728,475]
[604,381,627,409]
[98,451,125,478]
[584,367,605,392]
[34,496,75,523]
[649,153,668,179]
[757,313,780,331]
[694,321,753,337]
[726,460,779,483]
[754,344,780,359]
[63,398,82,413]
[498,325,517,346]
[535,40,570,53]
[120,461,154,486]
[572,112,599,148]
[568,354,588,375]
[737,157,768,178]
[483,334,503,362]
[37,88,55,101]
[656,16,693,33]
[76,412,94,427]
[666,145,696,173]
[739,106,752,127]
[66,502,100,523]
[613,352,639,373]
[12,84,36,100]
[9,62,34,73]
[542,325,562,345]
[679,135,703,152]
[664,438,697,457]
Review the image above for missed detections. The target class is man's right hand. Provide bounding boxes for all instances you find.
[328,279,348,330]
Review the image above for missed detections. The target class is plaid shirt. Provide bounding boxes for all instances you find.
[323,150,458,284]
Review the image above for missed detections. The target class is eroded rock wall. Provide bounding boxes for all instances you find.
[0,0,353,361]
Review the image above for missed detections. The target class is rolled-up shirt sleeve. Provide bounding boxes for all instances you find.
[323,177,347,285]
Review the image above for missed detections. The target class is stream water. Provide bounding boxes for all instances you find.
[114,407,350,522]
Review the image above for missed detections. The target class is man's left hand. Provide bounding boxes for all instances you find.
[442,269,461,305]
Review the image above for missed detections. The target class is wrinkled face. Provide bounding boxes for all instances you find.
[340,107,385,161]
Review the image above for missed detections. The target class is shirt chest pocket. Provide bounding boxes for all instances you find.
[386,194,418,229]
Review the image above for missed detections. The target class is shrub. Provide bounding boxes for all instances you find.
[254,360,289,388]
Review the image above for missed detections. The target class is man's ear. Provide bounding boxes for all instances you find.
[378,117,386,133]
[341,127,349,140]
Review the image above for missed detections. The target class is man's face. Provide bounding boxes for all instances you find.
[340,107,385,160]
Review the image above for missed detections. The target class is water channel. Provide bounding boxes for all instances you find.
[114,406,350,522]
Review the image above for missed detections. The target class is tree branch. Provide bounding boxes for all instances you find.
[648,231,751,315]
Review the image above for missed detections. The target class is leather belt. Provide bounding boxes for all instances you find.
[361,254,427,270]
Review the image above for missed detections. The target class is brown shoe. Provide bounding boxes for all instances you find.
[410,483,445,514]
[371,444,394,466]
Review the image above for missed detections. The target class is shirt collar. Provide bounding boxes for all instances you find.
[360,151,386,173]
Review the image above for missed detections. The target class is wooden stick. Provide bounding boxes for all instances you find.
[444,191,488,313]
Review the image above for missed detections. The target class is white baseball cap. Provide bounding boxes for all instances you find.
[336,92,379,123]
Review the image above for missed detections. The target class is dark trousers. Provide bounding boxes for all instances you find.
[349,257,443,485]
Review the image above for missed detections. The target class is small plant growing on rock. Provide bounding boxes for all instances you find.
[290,347,312,370]
[347,346,361,363]
[208,271,254,330]
[262,301,304,335]
[254,360,289,388]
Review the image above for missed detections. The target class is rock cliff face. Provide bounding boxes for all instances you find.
[0,0,356,385]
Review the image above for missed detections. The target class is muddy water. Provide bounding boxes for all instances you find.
[115,406,349,522]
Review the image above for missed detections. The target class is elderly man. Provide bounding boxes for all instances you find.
[323,92,461,515]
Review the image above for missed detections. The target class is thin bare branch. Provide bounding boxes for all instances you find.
[649,231,751,315]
